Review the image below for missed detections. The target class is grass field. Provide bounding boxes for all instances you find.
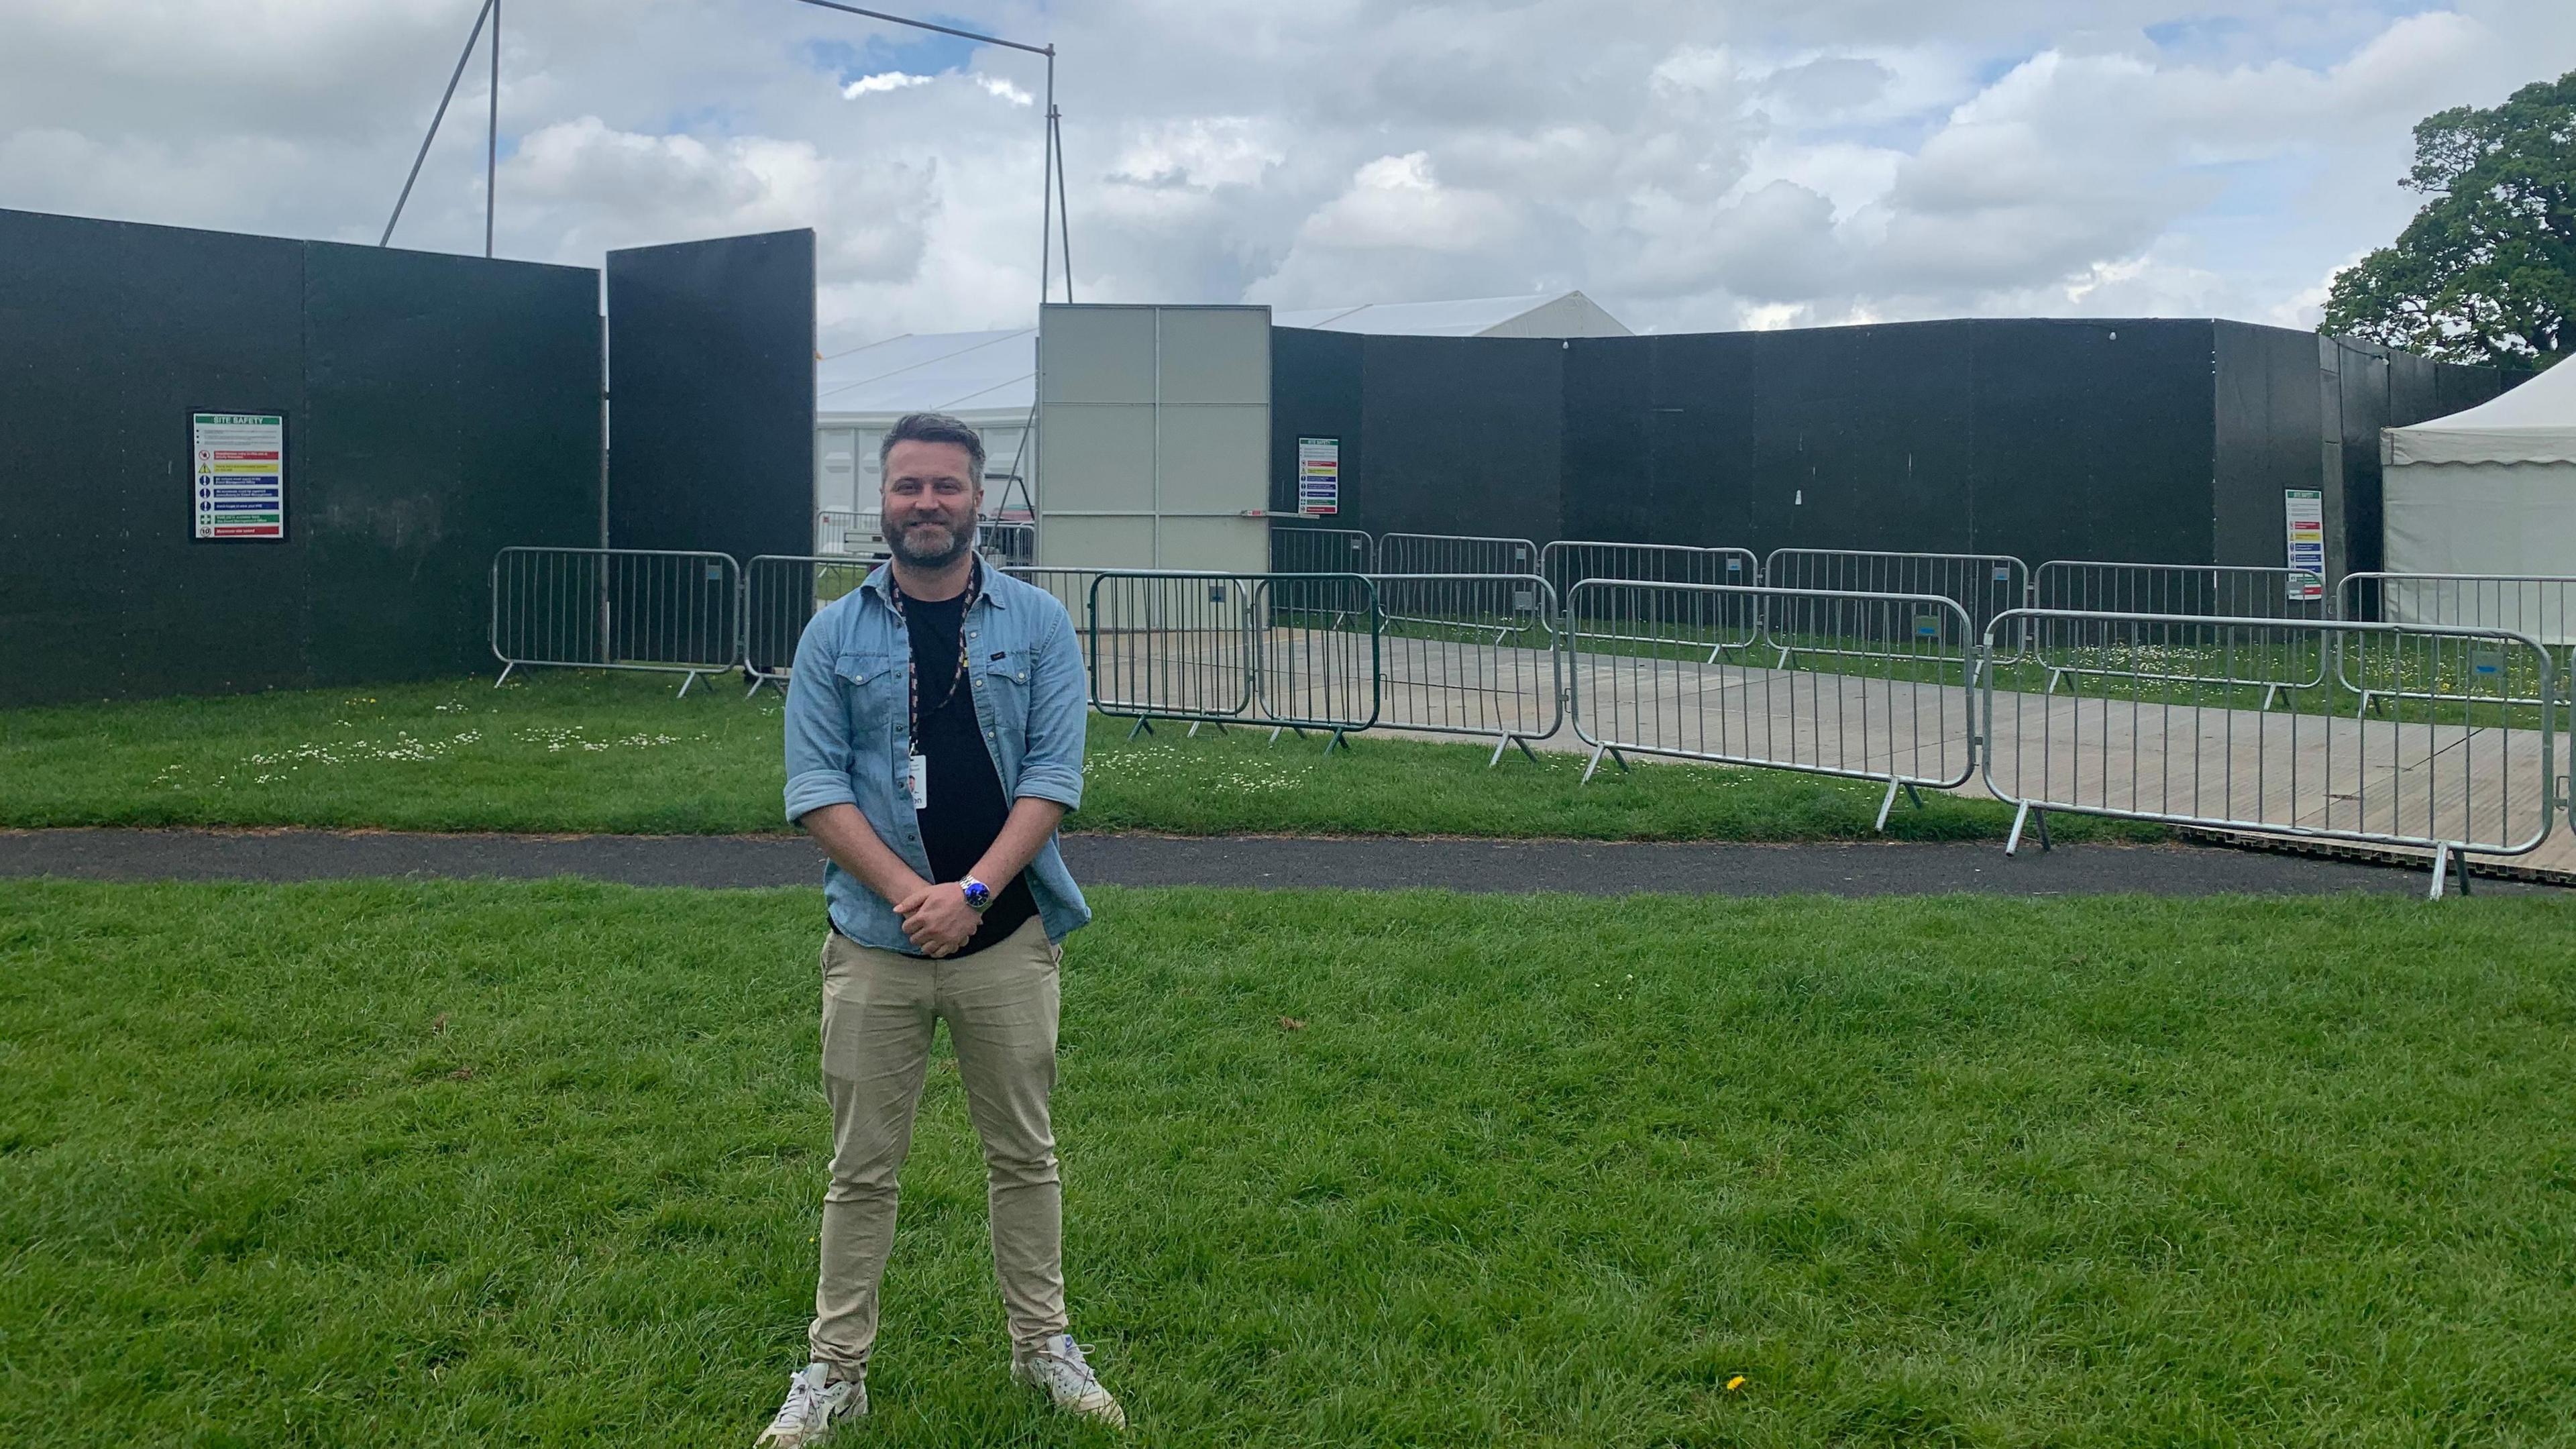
[5,879,2572,1446]
[0,672,2153,843]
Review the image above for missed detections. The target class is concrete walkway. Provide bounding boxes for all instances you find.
[1,828,2559,898]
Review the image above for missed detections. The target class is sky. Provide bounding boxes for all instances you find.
[4,0,2573,353]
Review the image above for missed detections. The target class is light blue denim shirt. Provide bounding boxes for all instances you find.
[782,561,1091,951]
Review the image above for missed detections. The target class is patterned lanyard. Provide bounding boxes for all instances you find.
[889,557,981,746]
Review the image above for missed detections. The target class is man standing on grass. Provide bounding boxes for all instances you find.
[758,411,1120,1444]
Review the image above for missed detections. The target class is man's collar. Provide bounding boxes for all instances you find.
[863,555,1009,608]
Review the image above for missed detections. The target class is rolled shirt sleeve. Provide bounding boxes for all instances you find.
[782,608,860,824]
[1014,598,1088,812]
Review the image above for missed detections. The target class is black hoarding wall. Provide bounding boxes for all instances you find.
[1269,327,1362,519]
[1564,319,2214,566]
[606,230,815,565]
[1269,331,1564,546]
[2211,323,2330,576]
[1968,319,2215,567]
[0,208,600,707]
[1269,314,2532,578]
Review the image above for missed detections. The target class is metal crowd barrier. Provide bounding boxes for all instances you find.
[1762,549,2030,674]
[741,555,876,696]
[1565,581,1979,829]
[979,520,1039,569]
[2029,561,2330,708]
[1543,541,1759,660]
[1984,608,2561,898]
[1377,531,1540,577]
[1270,525,1375,575]
[1368,574,1563,764]
[2337,572,2576,714]
[489,546,741,696]
[1084,572,1381,749]
[1376,533,1542,641]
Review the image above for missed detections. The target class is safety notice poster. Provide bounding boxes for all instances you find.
[1297,437,1340,516]
[2282,488,2324,599]
[193,413,286,540]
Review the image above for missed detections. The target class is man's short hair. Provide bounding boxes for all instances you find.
[880,411,987,484]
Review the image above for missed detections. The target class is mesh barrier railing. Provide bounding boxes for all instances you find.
[1566,581,1979,829]
[742,555,877,695]
[1270,525,1376,575]
[2337,572,2576,715]
[2028,561,2331,708]
[1763,549,2031,672]
[1085,572,1381,749]
[1542,541,1759,659]
[489,547,741,696]
[1368,574,1564,764]
[1984,608,2561,897]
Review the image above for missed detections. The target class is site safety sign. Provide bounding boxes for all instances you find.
[193,412,286,541]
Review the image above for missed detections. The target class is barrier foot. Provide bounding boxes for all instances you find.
[1774,647,1792,669]
[744,675,769,700]
[1874,777,1902,833]
[1581,742,1607,784]
[2428,843,2473,900]
[1322,728,1348,756]
[677,670,701,700]
[492,662,515,688]
[1127,716,1154,741]
[1904,782,1925,811]
[2006,801,2046,856]
[2260,684,2282,712]
[2044,667,2063,696]
[1188,720,1230,738]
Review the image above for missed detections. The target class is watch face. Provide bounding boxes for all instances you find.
[963,880,992,908]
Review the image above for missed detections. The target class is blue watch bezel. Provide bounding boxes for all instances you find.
[961,877,994,912]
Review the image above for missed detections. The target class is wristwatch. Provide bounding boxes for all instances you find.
[959,875,994,914]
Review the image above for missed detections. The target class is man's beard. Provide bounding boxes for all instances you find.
[888,515,975,568]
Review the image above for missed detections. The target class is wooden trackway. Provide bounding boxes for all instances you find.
[1087,629,2573,881]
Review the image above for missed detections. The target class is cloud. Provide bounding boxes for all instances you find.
[845,71,933,98]
[4,0,2575,345]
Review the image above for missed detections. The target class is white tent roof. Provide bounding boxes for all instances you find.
[816,292,1631,418]
[2384,362,2575,466]
[816,328,1035,417]
[1271,290,1629,337]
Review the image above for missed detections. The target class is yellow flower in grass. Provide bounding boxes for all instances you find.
[1725,1376,1747,1392]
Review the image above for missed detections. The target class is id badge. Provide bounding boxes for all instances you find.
[908,752,929,810]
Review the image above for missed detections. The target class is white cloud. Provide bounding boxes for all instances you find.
[3,0,2575,344]
[844,71,933,98]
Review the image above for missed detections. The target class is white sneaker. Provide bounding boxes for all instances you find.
[753,1362,864,1447]
[1012,1333,1126,1428]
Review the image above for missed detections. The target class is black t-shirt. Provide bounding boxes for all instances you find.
[900,586,1039,956]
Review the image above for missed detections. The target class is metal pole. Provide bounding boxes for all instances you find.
[1053,85,1073,302]
[486,0,499,258]
[790,0,1048,54]
[1039,50,1054,308]
[381,0,495,246]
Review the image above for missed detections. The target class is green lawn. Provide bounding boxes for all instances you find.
[0,672,2153,843]
[5,880,2573,1446]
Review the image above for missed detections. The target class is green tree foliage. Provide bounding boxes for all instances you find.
[2323,70,2574,370]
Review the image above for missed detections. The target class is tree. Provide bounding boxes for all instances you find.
[2323,70,2575,370]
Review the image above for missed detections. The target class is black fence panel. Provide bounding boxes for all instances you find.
[606,229,814,566]
[0,207,599,706]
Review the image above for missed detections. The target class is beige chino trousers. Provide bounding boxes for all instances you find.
[810,916,1067,1373]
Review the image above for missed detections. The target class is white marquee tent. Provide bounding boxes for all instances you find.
[2381,360,2573,643]
[2384,360,2576,576]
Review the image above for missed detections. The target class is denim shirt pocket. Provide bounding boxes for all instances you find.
[836,649,906,751]
[977,645,1033,736]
